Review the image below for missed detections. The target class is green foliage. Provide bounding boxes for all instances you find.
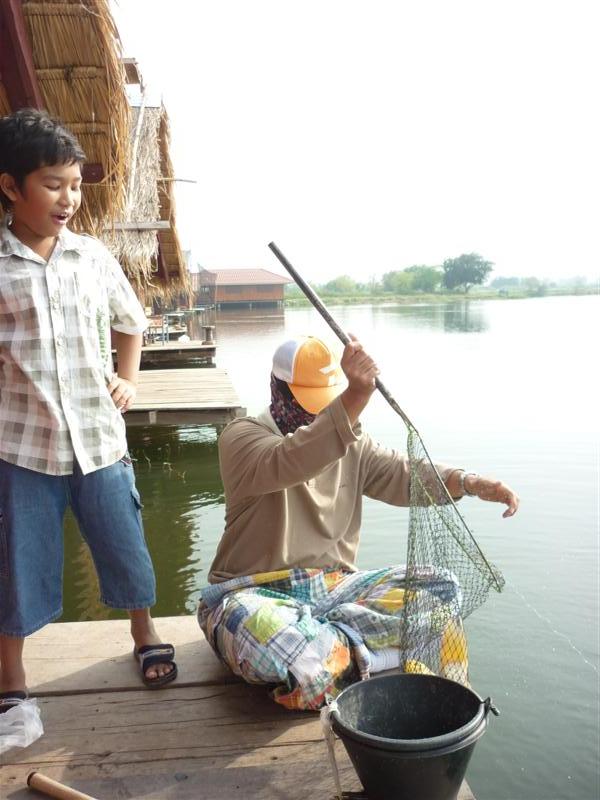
[442,253,493,292]
[522,276,548,296]
[323,275,358,294]
[382,270,415,293]
[490,275,550,297]
[381,265,441,294]
[405,265,442,292]
[490,276,521,289]
[285,283,305,298]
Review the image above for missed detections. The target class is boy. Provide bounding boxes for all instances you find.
[0,109,176,712]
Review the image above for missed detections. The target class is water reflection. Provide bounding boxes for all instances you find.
[216,306,285,324]
[63,425,224,621]
[373,301,488,333]
[440,302,488,333]
[187,305,286,339]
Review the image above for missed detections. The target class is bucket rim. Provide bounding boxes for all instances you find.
[332,713,489,757]
[330,673,487,753]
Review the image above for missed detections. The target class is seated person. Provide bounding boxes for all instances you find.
[198,336,518,710]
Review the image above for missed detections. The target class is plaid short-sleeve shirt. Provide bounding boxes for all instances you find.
[0,219,147,475]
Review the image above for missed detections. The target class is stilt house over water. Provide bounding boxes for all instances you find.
[0,0,189,304]
[192,268,292,308]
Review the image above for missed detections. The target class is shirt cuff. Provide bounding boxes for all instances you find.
[111,318,148,335]
[327,394,362,445]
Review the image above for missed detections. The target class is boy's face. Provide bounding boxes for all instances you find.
[3,162,82,240]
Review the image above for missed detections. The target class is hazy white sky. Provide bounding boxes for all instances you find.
[111,0,599,283]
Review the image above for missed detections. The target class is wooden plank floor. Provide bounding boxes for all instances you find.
[1,616,476,800]
[126,368,246,425]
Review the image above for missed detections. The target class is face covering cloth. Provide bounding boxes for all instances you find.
[269,373,316,435]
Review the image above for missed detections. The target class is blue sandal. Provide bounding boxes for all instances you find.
[133,644,177,688]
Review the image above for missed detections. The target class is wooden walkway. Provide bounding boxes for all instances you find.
[140,342,216,369]
[114,341,217,370]
[126,368,245,426]
[1,617,476,800]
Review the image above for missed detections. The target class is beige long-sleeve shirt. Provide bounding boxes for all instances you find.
[209,395,456,582]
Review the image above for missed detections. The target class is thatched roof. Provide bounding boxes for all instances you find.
[104,97,189,302]
[155,111,187,300]
[0,0,129,232]
[0,0,189,302]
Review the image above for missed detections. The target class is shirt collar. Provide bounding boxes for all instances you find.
[0,215,86,262]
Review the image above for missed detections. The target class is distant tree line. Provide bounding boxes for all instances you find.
[490,274,592,296]
[285,253,595,299]
[286,253,494,296]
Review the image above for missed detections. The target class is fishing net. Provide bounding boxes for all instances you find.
[399,421,505,683]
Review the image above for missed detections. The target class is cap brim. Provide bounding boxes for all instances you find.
[289,381,345,414]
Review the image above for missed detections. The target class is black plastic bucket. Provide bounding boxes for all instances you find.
[330,673,497,800]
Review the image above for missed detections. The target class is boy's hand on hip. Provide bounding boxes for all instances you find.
[108,375,137,413]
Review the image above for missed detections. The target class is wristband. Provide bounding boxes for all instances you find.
[459,471,479,497]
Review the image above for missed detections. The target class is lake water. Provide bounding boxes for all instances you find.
[63,295,599,800]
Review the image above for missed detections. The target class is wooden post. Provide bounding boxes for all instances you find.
[0,0,44,108]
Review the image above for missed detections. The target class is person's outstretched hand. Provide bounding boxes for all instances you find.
[340,335,380,425]
[464,474,520,518]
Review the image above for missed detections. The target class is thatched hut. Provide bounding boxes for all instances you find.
[104,88,188,303]
[0,0,188,303]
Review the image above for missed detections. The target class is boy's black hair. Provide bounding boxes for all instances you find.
[0,108,86,210]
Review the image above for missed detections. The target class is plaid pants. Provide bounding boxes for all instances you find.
[198,566,468,710]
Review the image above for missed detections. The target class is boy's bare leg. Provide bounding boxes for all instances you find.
[0,634,26,693]
[129,608,174,681]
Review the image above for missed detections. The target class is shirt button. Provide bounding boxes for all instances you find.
[51,292,61,311]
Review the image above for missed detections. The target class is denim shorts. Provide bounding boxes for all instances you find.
[0,455,156,637]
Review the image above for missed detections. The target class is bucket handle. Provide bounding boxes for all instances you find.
[320,699,344,800]
[483,697,500,717]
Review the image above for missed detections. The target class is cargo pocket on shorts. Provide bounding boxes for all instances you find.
[131,486,143,509]
[130,487,145,539]
[0,510,9,579]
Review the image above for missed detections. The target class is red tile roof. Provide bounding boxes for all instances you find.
[196,268,292,286]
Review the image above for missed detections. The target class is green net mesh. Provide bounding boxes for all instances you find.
[399,423,505,683]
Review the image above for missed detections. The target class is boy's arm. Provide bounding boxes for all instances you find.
[109,331,143,413]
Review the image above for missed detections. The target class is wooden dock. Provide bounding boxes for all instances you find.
[140,341,216,369]
[1,616,477,799]
[126,368,246,426]
[114,341,217,370]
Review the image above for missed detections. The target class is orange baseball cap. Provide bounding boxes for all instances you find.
[272,336,346,414]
